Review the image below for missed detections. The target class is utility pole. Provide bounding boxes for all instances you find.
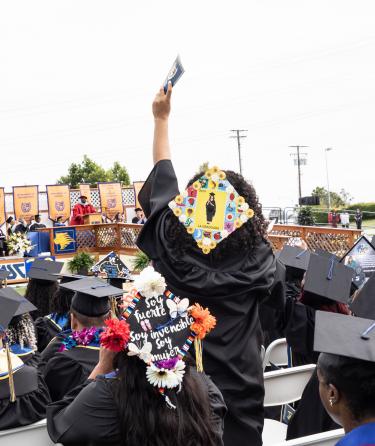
[325,148,333,210]
[289,145,308,203]
[230,130,247,175]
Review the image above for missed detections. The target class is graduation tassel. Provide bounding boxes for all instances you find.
[5,341,16,403]
[194,337,204,373]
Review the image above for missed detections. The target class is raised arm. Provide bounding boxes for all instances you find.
[152,82,172,164]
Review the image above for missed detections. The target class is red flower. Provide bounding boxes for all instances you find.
[100,318,130,352]
[190,304,216,340]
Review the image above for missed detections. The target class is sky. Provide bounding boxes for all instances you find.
[1,0,375,209]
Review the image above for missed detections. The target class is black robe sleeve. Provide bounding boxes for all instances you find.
[47,378,121,445]
[0,366,51,430]
[43,354,88,402]
[35,317,59,353]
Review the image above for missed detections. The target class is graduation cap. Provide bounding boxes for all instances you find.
[350,272,375,319]
[0,288,36,316]
[314,248,340,262]
[314,310,375,362]
[371,235,375,247]
[341,236,375,289]
[60,277,123,317]
[303,253,354,304]
[278,245,311,279]
[28,259,64,282]
[91,251,131,280]
[0,270,10,282]
[58,273,87,284]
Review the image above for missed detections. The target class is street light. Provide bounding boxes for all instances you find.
[325,148,333,210]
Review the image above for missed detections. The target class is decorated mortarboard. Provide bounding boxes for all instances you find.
[28,259,64,282]
[91,251,131,279]
[303,253,354,304]
[314,310,375,362]
[0,288,36,316]
[350,272,375,319]
[168,166,254,254]
[278,245,311,272]
[60,277,124,317]
[99,266,216,409]
[341,236,375,289]
[0,270,10,281]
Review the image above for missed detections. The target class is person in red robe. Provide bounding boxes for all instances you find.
[69,195,96,225]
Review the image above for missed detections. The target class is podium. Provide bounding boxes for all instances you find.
[83,213,102,225]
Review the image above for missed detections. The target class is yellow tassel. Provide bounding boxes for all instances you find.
[5,342,16,403]
[194,338,204,373]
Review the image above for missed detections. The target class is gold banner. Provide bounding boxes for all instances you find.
[13,186,39,223]
[46,184,71,222]
[133,181,145,210]
[98,182,123,219]
[79,184,91,202]
[0,188,5,226]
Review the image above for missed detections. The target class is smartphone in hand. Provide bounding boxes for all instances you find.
[164,55,185,93]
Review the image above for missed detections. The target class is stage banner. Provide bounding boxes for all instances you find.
[79,184,91,201]
[133,181,145,209]
[13,185,39,223]
[98,182,123,219]
[0,188,5,226]
[46,184,71,222]
[53,227,77,254]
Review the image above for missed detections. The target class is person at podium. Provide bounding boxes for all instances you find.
[70,195,96,225]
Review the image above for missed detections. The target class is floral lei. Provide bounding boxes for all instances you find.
[59,327,103,352]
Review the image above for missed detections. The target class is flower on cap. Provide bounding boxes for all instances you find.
[190,304,216,340]
[221,229,229,239]
[179,214,187,224]
[168,201,177,210]
[240,213,248,223]
[202,237,211,247]
[175,195,183,205]
[134,266,166,300]
[146,359,185,389]
[100,318,130,352]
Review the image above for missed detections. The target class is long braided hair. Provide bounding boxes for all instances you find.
[6,314,37,350]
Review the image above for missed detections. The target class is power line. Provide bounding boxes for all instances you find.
[289,145,308,203]
[230,130,247,175]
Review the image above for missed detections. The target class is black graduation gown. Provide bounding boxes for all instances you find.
[0,365,51,430]
[137,160,277,446]
[43,342,99,402]
[47,369,226,446]
[35,313,69,353]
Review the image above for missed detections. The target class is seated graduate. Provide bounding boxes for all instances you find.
[316,311,375,445]
[135,84,282,446]
[47,266,226,446]
[42,278,123,401]
[0,287,41,368]
[286,254,354,440]
[0,293,51,430]
[34,274,85,352]
[25,259,64,320]
[29,214,46,231]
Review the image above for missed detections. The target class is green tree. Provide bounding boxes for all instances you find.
[297,206,315,226]
[58,155,130,188]
[312,186,347,209]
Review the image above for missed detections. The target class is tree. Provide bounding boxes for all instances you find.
[297,206,315,226]
[311,186,348,209]
[57,155,131,188]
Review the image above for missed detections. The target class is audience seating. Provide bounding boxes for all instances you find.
[263,338,289,371]
[272,428,344,446]
[0,419,60,445]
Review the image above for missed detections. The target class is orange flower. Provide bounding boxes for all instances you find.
[190,304,216,340]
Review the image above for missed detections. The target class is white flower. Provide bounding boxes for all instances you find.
[168,200,177,210]
[146,360,185,389]
[202,237,211,247]
[182,190,188,198]
[240,202,249,211]
[226,185,234,194]
[134,266,166,300]
[240,213,248,223]
[211,173,219,182]
[221,229,229,239]
[179,214,187,224]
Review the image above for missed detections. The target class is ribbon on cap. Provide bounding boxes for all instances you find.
[326,257,336,281]
[361,322,375,340]
[295,249,308,259]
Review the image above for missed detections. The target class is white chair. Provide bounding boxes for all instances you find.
[273,428,344,446]
[0,419,59,445]
[263,338,289,371]
[263,364,316,446]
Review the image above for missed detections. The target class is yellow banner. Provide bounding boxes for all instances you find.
[0,188,5,226]
[46,184,71,222]
[133,181,145,210]
[13,186,39,223]
[79,184,91,202]
[98,182,123,219]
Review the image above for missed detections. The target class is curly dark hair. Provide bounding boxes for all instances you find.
[25,279,59,319]
[6,314,37,350]
[318,352,375,422]
[50,287,74,318]
[166,170,268,259]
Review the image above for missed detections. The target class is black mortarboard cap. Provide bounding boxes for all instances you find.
[303,253,354,304]
[0,296,21,332]
[278,245,311,278]
[28,259,64,282]
[0,287,36,316]
[0,270,10,281]
[371,235,375,247]
[58,274,87,285]
[314,248,340,263]
[60,278,123,317]
[350,273,375,319]
[108,277,130,289]
[314,310,375,362]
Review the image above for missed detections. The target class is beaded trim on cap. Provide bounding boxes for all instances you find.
[169,166,254,254]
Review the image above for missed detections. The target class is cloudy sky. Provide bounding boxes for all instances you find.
[1,0,374,208]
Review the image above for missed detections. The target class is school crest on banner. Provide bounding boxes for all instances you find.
[98,182,123,219]
[53,228,77,254]
[46,185,71,222]
[13,186,39,223]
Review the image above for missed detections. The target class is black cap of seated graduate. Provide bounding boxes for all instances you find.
[314,310,375,361]
[350,272,375,319]
[28,259,64,282]
[60,277,123,317]
[0,287,36,316]
[278,245,311,278]
[58,273,88,285]
[314,248,340,263]
[303,253,354,304]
